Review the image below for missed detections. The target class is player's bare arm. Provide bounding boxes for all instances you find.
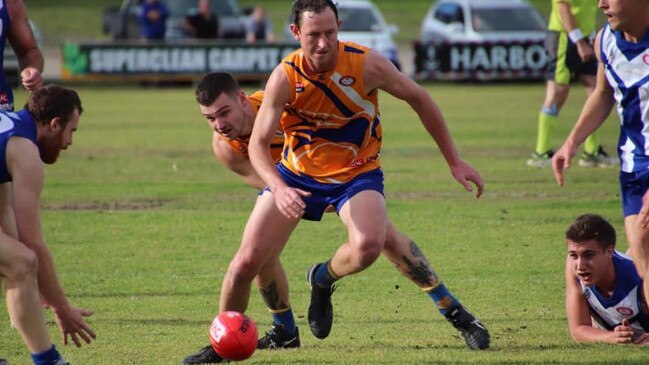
[364,50,483,197]
[7,137,95,347]
[552,30,615,186]
[211,133,265,190]
[250,66,310,219]
[565,256,634,344]
[6,0,43,91]
[557,1,594,62]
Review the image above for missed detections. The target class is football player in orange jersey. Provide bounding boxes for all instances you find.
[184,0,489,362]
[182,71,489,363]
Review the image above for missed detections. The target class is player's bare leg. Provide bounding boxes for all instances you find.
[184,193,299,365]
[0,235,50,352]
[255,258,301,350]
[220,192,299,313]
[626,216,649,304]
[381,221,490,349]
[306,190,387,339]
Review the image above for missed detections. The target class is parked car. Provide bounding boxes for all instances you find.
[102,0,246,40]
[284,0,401,70]
[420,0,546,44]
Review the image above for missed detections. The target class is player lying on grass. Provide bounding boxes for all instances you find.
[182,71,489,364]
[565,214,649,344]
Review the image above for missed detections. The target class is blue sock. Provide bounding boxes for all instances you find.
[271,308,297,336]
[425,283,460,316]
[31,345,63,365]
[313,262,337,288]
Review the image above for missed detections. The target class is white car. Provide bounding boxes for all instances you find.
[285,0,401,69]
[420,0,546,43]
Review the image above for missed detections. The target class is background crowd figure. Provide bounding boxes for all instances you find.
[137,0,274,43]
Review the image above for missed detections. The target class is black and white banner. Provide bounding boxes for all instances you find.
[413,39,548,81]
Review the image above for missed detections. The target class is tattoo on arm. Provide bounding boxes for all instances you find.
[259,281,289,311]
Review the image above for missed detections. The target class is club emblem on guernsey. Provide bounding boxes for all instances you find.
[643,54,649,66]
[339,76,355,86]
[616,307,634,316]
[296,82,305,93]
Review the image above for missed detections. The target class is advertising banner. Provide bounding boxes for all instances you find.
[413,40,548,81]
[62,41,299,82]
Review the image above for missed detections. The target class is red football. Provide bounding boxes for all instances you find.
[209,311,258,361]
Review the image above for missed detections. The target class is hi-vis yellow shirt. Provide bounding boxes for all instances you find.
[280,41,382,184]
[222,90,285,163]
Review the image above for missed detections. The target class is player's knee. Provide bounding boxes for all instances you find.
[229,255,262,283]
[353,239,383,268]
[5,246,38,282]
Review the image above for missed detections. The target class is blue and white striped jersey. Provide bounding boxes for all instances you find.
[600,23,649,172]
[580,251,649,336]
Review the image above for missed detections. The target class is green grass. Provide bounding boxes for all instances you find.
[0,83,643,364]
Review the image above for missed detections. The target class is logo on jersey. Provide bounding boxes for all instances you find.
[616,307,634,316]
[0,93,9,104]
[643,54,649,66]
[295,82,305,93]
[339,76,356,86]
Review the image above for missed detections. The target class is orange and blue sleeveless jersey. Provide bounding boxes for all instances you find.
[220,90,285,163]
[280,41,382,184]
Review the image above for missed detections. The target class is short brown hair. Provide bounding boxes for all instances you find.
[25,85,82,126]
[565,214,616,249]
[291,0,338,29]
[195,72,241,107]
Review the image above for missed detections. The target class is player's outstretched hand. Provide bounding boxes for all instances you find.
[450,159,484,198]
[552,143,577,187]
[53,305,96,347]
[273,185,311,219]
[20,67,43,91]
[609,318,634,344]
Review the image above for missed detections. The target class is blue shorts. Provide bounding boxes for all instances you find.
[620,170,649,217]
[267,164,385,221]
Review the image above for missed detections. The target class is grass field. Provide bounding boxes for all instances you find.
[1,1,642,364]
[0,82,644,364]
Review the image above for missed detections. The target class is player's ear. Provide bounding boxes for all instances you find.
[238,90,247,102]
[605,245,614,256]
[289,23,300,41]
[49,117,62,132]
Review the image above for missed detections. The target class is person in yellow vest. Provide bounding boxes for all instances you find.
[527,0,616,168]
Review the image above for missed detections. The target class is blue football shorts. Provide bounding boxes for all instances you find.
[264,164,385,221]
[620,169,649,217]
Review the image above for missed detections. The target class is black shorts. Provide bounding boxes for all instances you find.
[545,30,597,84]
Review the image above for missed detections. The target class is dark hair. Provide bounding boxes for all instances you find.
[291,0,338,29]
[565,214,616,249]
[25,85,82,126]
[195,72,241,106]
